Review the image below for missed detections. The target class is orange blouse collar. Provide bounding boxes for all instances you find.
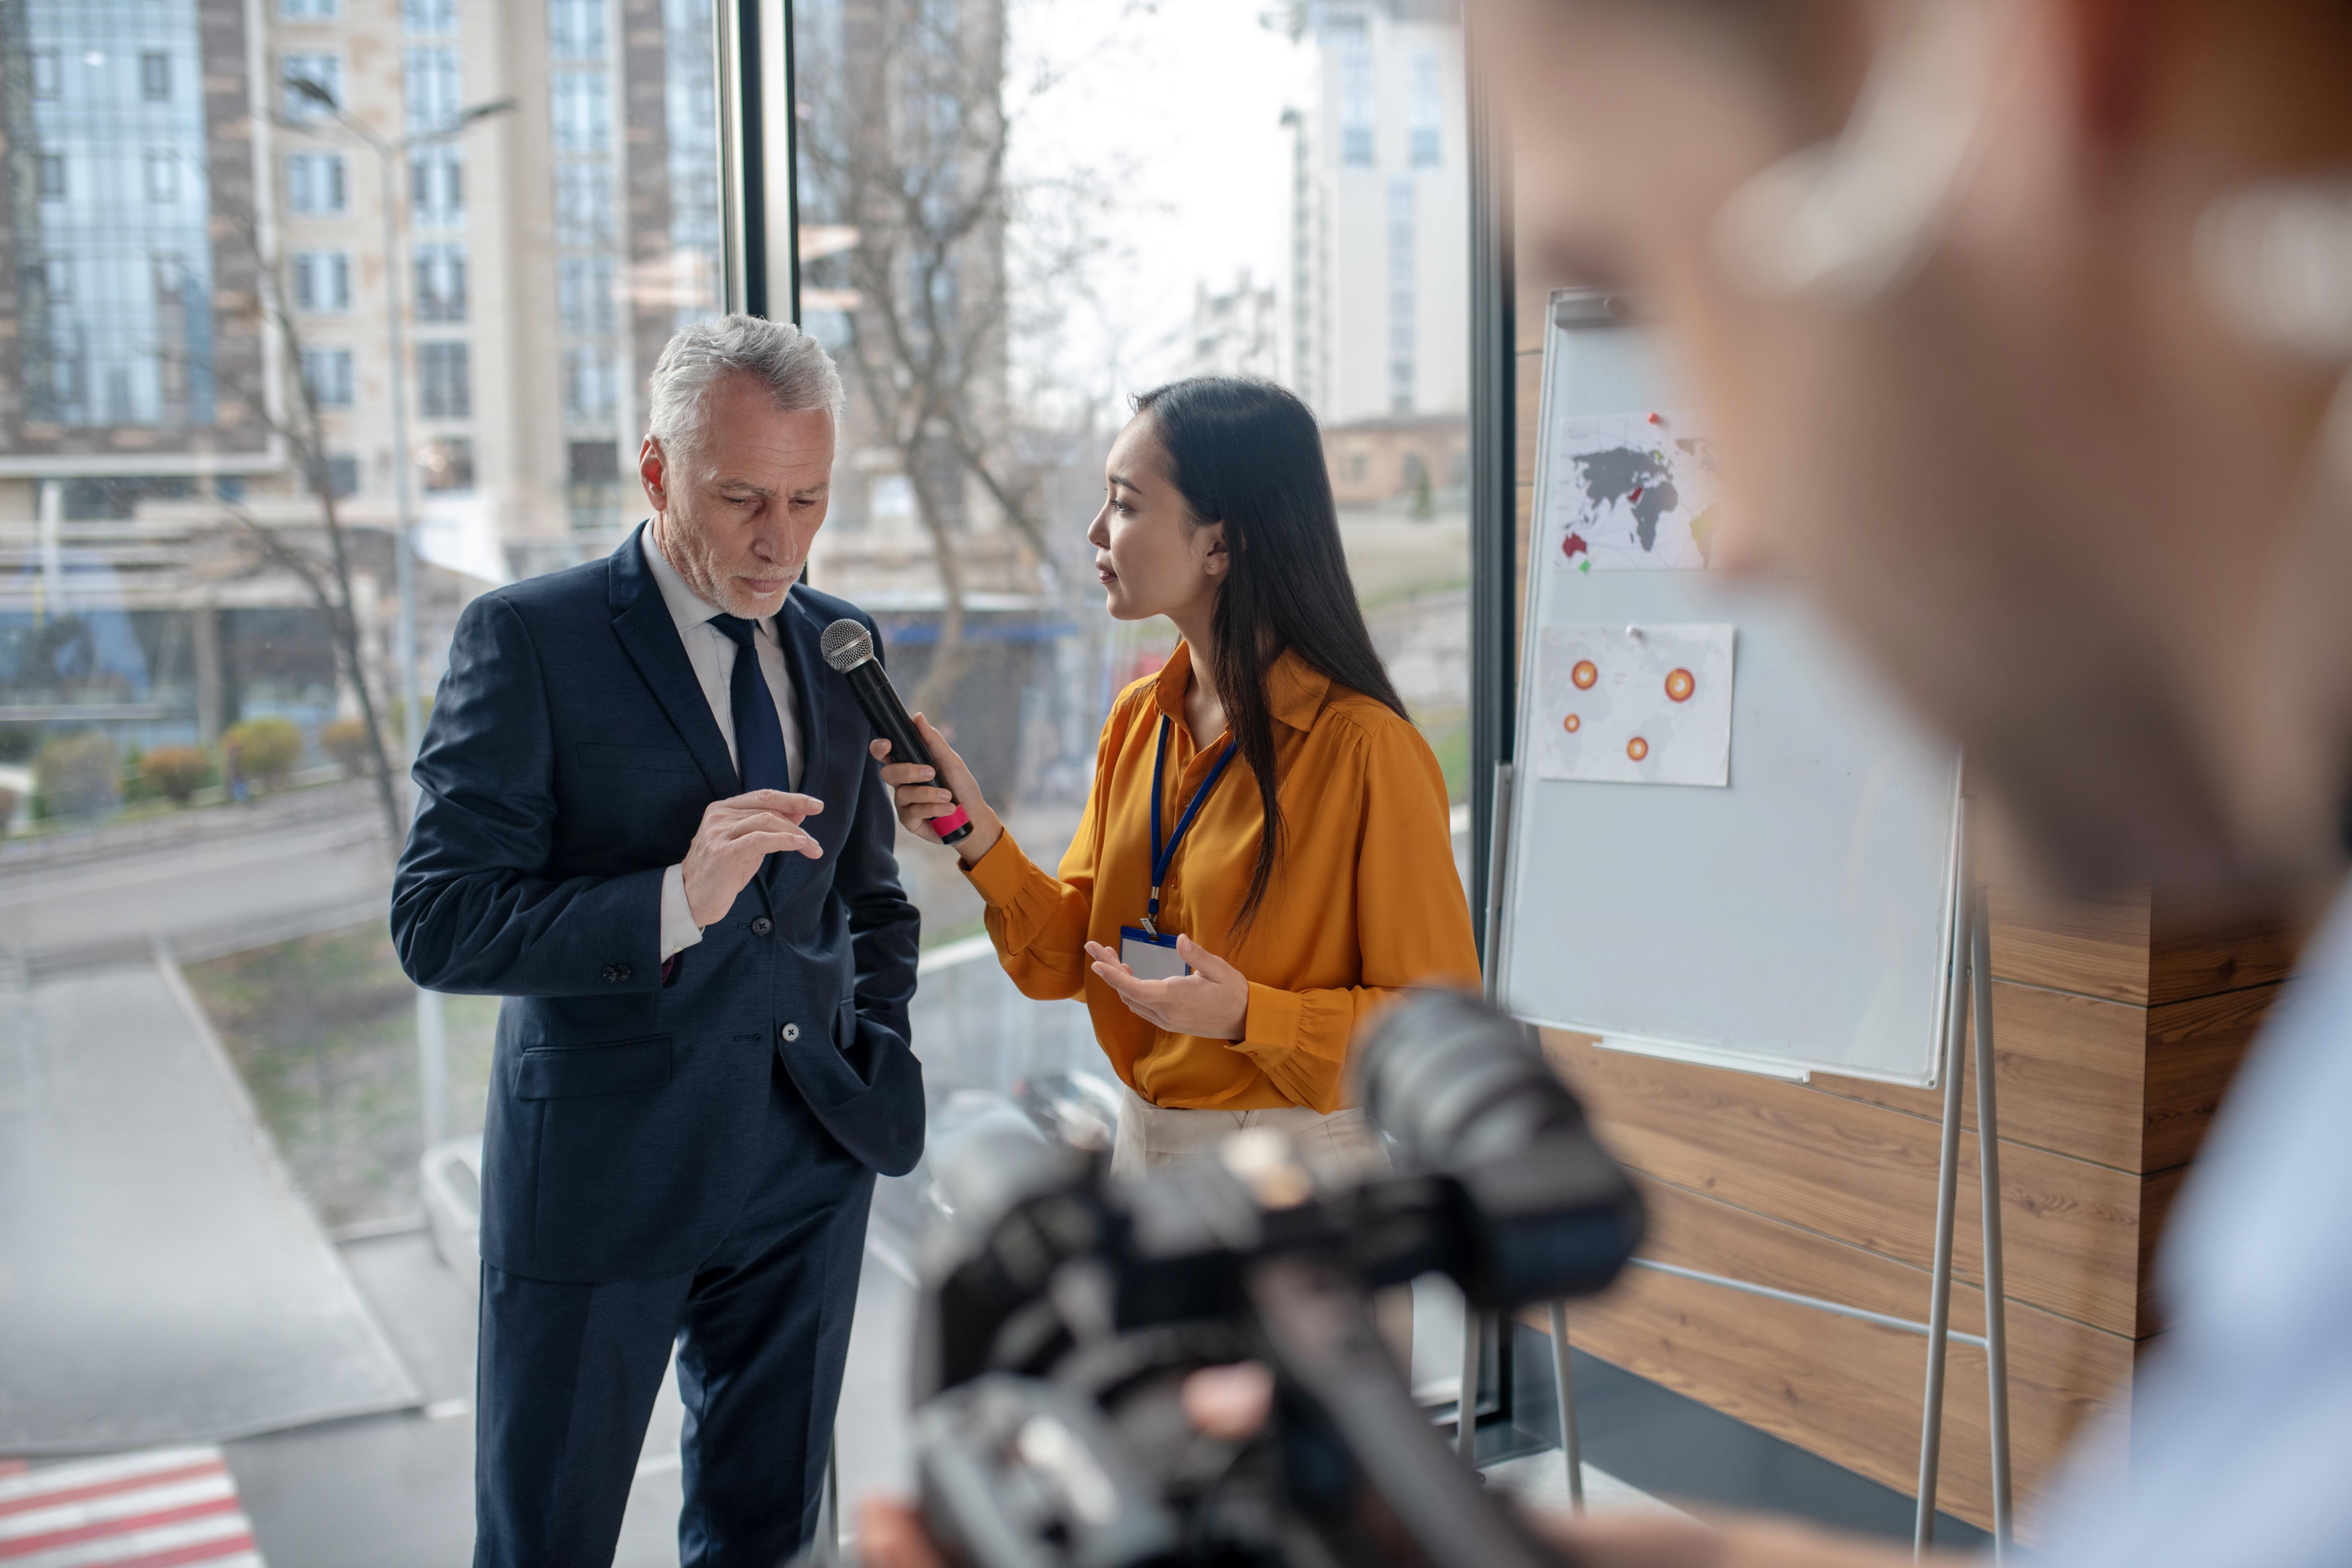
[1153,641,1333,735]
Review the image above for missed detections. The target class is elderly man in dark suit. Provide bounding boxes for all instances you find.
[392,314,922,1568]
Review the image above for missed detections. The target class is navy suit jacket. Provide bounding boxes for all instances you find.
[391,524,923,1284]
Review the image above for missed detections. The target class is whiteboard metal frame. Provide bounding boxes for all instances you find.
[1493,288,2014,1555]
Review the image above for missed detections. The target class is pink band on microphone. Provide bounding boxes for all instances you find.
[934,804,972,836]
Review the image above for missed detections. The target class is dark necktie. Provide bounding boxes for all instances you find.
[708,614,792,794]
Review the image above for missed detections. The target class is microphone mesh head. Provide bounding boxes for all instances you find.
[820,618,875,672]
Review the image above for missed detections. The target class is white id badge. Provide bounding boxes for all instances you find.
[1118,925,1189,981]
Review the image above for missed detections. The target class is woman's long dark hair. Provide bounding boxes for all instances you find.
[1132,376,1408,933]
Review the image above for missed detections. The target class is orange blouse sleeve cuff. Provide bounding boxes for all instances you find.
[1239,982,1347,1113]
[959,825,1033,906]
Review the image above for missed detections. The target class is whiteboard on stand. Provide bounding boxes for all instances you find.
[1494,290,1963,1087]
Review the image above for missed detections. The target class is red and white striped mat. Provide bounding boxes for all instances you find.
[0,1447,264,1568]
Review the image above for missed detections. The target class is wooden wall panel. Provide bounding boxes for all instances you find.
[1545,1034,2152,1335]
[1541,1181,2134,1533]
[2143,983,2276,1170]
[1986,883,2153,1004]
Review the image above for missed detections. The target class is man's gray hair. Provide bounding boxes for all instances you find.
[645,314,844,456]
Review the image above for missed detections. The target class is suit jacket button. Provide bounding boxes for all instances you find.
[751,917,773,936]
[609,963,632,983]
[601,964,618,982]
[780,1022,800,1043]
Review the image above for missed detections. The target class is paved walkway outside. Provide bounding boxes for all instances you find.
[0,952,419,1454]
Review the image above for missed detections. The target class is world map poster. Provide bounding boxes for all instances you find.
[1533,623,1736,787]
[1550,411,1721,572]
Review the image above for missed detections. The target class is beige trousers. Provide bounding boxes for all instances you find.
[1110,1082,1391,1181]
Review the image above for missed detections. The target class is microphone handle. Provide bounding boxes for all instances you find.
[843,660,974,845]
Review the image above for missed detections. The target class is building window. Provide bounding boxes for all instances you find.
[313,453,360,496]
[145,153,179,202]
[558,255,615,334]
[288,151,346,213]
[411,147,465,226]
[551,73,610,152]
[405,47,461,132]
[32,51,61,99]
[280,53,341,117]
[37,154,65,200]
[1387,175,1415,413]
[153,254,192,301]
[417,341,471,418]
[141,52,172,102]
[41,256,73,303]
[1409,51,1441,168]
[419,436,474,491]
[1340,38,1374,167]
[282,0,340,17]
[564,345,617,420]
[293,251,351,312]
[554,164,612,243]
[302,347,355,408]
[549,0,606,60]
[414,243,468,322]
[402,0,458,33]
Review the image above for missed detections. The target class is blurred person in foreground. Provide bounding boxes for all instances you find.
[393,316,921,1567]
[876,378,1479,1179]
[863,0,2352,1564]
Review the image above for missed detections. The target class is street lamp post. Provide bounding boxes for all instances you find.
[282,79,513,1153]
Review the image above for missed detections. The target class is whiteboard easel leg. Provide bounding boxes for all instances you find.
[1971,890,2015,1559]
[1458,1308,1483,1464]
[1916,873,1973,1555]
[1549,1300,1584,1512]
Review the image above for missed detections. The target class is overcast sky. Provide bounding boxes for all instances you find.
[1005,0,1310,412]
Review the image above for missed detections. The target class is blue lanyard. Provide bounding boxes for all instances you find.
[1146,714,1238,934]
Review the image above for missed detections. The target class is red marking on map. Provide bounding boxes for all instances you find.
[1646,411,1663,425]
[1627,487,1644,505]
[1562,533,1589,559]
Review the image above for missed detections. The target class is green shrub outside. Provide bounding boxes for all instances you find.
[225,716,304,792]
[34,730,119,818]
[140,745,214,804]
[321,717,376,777]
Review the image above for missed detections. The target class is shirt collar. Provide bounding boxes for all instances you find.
[641,522,757,638]
[1155,641,1332,734]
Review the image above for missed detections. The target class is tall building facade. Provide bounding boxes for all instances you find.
[1284,0,1467,430]
[0,0,723,761]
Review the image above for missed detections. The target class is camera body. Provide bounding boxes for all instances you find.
[907,990,1644,1568]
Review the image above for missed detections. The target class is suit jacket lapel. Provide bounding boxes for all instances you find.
[770,589,833,895]
[607,523,740,802]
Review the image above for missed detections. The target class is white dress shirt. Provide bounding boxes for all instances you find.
[643,528,805,961]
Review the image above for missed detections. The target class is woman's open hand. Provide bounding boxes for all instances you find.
[1084,934,1250,1041]
[871,713,1002,864]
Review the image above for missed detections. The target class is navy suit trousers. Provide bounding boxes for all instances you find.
[473,1061,875,1568]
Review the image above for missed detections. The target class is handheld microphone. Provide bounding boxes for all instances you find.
[820,618,974,845]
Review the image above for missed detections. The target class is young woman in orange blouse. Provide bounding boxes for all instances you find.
[874,376,1479,1175]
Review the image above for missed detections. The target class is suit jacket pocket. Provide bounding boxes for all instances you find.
[516,1035,671,1100]
[576,742,702,775]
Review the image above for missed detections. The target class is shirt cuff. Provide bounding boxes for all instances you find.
[659,863,705,961]
[959,825,1032,906]
[1242,981,1304,1057]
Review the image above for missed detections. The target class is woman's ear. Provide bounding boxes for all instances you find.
[1197,520,1230,578]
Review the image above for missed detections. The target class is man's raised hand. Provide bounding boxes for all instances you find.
[681,790,824,925]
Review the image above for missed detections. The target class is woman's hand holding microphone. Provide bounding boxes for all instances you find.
[872,716,1249,1041]
[871,713,1003,865]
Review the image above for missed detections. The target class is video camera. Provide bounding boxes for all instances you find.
[906,989,1644,1568]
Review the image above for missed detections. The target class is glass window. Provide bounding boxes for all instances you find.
[282,0,340,17]
[142,52,173,101]
[561,345,616,421]
[550,71,610,152]
[38,152,66,199]
[414,242,468,322]
[419,436,475,490]
[42,254,74,303]
[416,340,471,418]
[279,51,340,115]
[553,162,611,243]
[145,152,180,202]
[557,254,615,333]
[795,0,1475,1502]
[293,250,351,312]
[301,345,354,406]
[32,49,62,98]
[548,0,606,60]
[401,0,457,33]
[287,150,346,212]
[403,46,460,131]
[410,145,466,226]
[317,452,361,496]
